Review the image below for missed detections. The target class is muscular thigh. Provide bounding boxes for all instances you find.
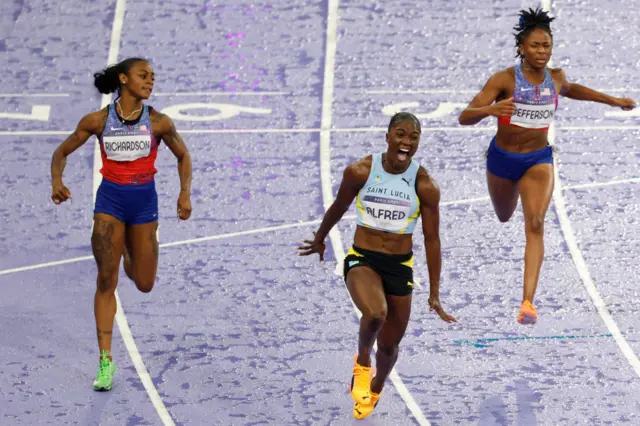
[125,221,159,281]
[518,163,554,218]
[346,266,387,318]
[92,213,126,276]
[487,170,520,219]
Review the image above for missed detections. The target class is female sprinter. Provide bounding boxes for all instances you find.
[298,112,456,419]
[50,57,192,390]
[458,8,636,324]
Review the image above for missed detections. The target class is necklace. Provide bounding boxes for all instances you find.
[116,98,142,123]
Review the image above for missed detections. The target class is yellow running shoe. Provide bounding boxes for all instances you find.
[350,354,373,405]
[353,390,381,420]
[517,300,538,325]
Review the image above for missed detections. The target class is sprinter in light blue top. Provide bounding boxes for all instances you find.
[355,152,420,234]
[298,112,456,421]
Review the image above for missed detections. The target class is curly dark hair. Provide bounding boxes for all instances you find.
[513,7,555,59]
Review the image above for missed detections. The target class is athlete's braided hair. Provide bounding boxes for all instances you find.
[388,112,421,133]
[93,57,148,94]
[514,7,555,59]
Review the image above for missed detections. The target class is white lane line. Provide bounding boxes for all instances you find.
[544,0,640,378]
[159,219,323,248]
[3,124,640,137]
[366,88,640,95]
[366,89,480,94]
[564,177,640,191]
[551,128,640,380]
[0,93,70,97]
[152,91,290,97]
[0,220,320,276]
[560,125,640,131]
[605,110,640,118]
[2,89,636,98]
[0,131,71,135]
[0,255,95,275]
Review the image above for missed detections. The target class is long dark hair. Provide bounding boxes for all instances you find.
[93,57,147,94]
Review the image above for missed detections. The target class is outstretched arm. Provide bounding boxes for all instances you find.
[556,69,636,109]
[458,72,515,125]
[297,159,369,261]
[51,110,105,204]
[417,169,456,323]
[154,112,192,220]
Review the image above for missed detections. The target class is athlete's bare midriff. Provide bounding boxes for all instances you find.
[353,226,413,255]
[494,124,550,153]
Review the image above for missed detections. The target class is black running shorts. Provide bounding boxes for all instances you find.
[343,246,415,296]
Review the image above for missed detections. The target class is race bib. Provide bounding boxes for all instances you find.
[360,192,412,233]
[510,103,555,129]
[102,133,152,162]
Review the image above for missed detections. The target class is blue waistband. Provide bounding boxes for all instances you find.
[490,136,552,156]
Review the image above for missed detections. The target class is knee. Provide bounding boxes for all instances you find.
[134,278,155,293]
[362,308,387,328]
[96,272,118,294]
[494,205,516,222]
[377,342,399,358]
[497,213,512,223]
[526,215,545,234]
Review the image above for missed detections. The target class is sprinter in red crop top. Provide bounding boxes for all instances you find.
[50,57,192,391]
[458,8,636,325]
